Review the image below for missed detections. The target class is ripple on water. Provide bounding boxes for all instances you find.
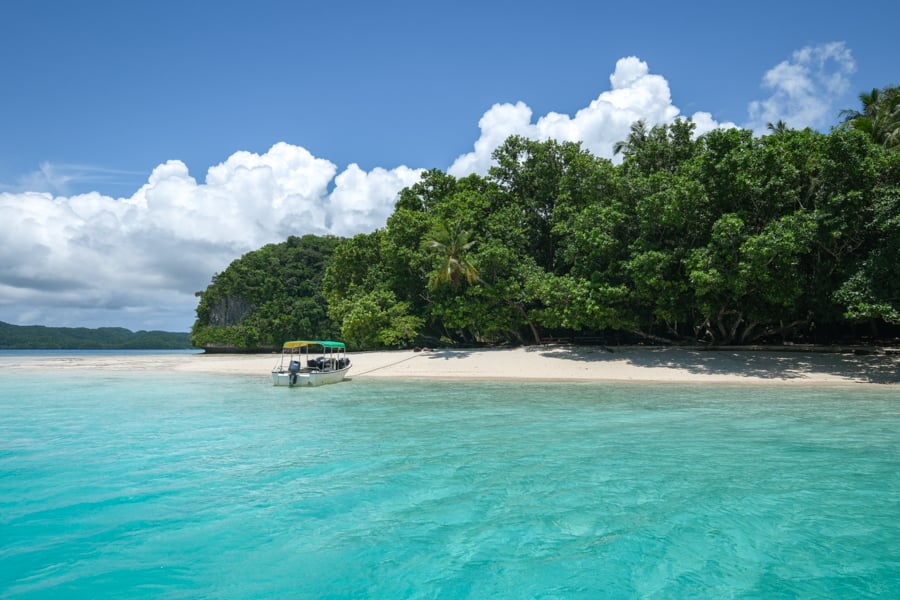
[1,372,899,598]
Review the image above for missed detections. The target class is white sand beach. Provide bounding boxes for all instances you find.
[3,346,898,386]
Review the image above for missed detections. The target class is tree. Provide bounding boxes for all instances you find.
[330,289,424,348]
[767,120,790,134]
[322,231,424,348]
[489,136,608,273]
[840,86,900,149]
[833,161,900,324]
[613,119,649,157]
[191,235,341,349]
[421,220,481,290]
[614,118,698,175]
[315,124,899,349]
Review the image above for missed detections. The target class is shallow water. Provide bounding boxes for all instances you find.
[1,369,899,598]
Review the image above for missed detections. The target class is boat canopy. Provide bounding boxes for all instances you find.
[282,340,346,350]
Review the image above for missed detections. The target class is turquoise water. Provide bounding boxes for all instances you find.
[1,368,899,598]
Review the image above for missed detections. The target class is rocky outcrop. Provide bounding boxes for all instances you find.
[207,296,256,327]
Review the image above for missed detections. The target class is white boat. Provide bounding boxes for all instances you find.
[271,340,351,387]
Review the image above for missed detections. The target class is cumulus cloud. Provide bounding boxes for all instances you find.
[0,48,846,330]
[448,56,735,177]
[746,42,856,133]
[0,144,422,330]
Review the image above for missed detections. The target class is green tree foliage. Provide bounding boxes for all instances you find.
[615,118,699,176]
[0,321,191,349]
[840,86,900,149]
[421,220,480,289]
[191,235,341,350]
[195,89,900,349]
[833,151,900,323]
[321,230,425,348]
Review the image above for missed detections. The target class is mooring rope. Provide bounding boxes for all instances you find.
[353,352,424,376]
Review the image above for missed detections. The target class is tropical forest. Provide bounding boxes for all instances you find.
[191,87,900,351]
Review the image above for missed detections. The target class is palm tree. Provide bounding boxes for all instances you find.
[421,220,480,290]
[840,86,900,149]
[613,119,649,157]
[767,119,790,134]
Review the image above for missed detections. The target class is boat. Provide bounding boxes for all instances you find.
[271,340,351,387]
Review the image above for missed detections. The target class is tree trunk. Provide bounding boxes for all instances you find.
[509,301,542,344]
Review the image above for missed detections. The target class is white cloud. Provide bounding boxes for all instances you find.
[746,42,856,133]
[0,144,422,330]
[448,56,735,177]
[1,48,845,331]
[329,164,424,235]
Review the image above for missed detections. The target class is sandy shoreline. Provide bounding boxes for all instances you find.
[2,346,897,386]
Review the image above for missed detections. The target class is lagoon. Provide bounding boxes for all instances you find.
[1,369,899,598]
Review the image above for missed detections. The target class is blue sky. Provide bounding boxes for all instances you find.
[1,0,898,331]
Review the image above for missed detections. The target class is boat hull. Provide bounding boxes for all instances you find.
[271,365,351,387]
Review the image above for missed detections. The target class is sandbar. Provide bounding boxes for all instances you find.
[2,346,897,386]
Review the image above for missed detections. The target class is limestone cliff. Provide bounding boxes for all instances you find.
[206,296,256,327]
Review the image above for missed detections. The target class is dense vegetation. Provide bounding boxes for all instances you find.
[192,88,900,350]
[192,235,341,350]
[0,321,191,349]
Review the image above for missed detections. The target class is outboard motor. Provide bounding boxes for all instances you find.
[289,360,300,385]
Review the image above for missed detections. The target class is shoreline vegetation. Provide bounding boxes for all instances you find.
[2,345,897,386]
[0,321,191,350]
[8,98,900,361]
[191,120,900,354]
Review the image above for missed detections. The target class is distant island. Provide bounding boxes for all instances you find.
[0,321,192,350]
